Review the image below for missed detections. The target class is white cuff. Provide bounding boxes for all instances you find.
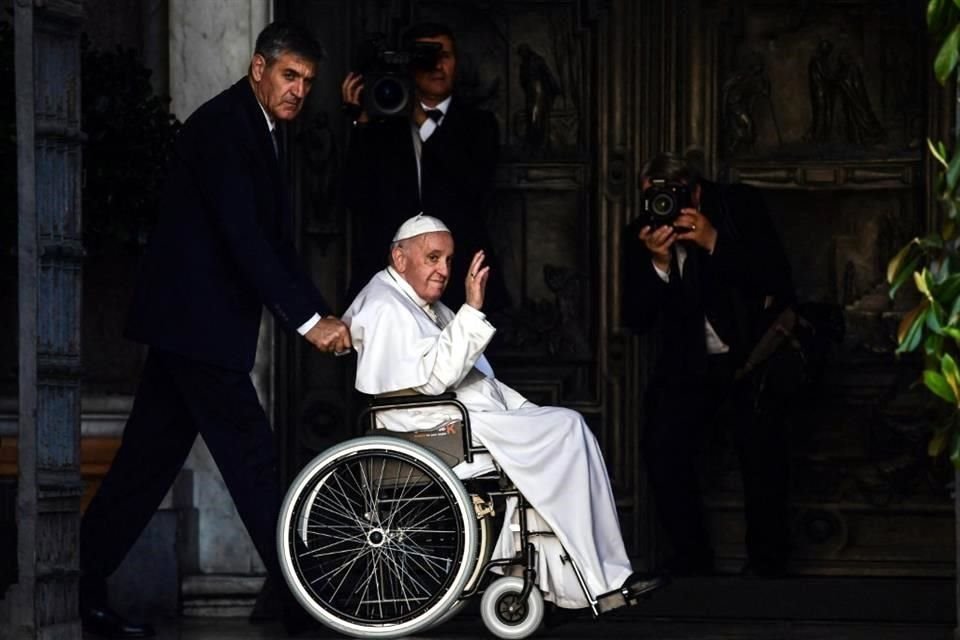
[459,303,488,322]
[653,261,671,283]
[297,313,322,336]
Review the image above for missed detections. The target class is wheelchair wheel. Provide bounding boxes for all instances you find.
[277,436,479,639]
[480,576,545,639]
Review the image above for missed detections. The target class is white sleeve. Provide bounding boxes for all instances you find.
[413,304,495,395]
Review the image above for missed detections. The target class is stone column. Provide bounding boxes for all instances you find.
[3,0,85,637]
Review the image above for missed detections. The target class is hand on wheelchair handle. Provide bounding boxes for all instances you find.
[305,316,353,354]
[465,249,490,310]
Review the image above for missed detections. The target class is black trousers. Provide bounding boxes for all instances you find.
[80,348,281,605]
[642,353,790,574]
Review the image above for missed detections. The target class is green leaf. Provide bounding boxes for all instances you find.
[947,135,960,190]
[887,241,915,284]
[930,425,949,457]
[943,353,960,401]
[945,218,957,241]
[936,277,960,324]
[945,197,960,223]
[950,429,960,468]
[929,138,949,168]
[927,301,946,333]
[925,333,946,357]
[930,0,949,32]
[948,292,960,324]
[925,369,957,404]
[889,254,922,299]
[899,302,927,343]
[897,302,929,353]
[915,269,932,297]
[935,24,960,85]
[944,326,960,344]
[918,232,946,250]
[937,274,960,301]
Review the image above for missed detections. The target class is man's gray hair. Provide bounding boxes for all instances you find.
[254,21,326,67]
[388,238,410,269]
[640,151,700,186]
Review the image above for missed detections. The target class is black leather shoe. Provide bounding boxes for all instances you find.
[80,606,155,638]
[621,572,670,599]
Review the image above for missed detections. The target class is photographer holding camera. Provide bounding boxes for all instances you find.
[341,22,504,310]
[623,152,796,578]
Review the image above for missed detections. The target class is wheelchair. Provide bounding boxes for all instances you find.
[277,392,636,639]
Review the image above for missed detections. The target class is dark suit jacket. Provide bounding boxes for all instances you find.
[125,78,330,372]
[343,96,500,306]
[622,180,795,381]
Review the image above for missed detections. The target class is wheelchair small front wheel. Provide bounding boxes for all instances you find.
[480,576,544,639]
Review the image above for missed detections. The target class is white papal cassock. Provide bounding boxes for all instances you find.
[342,268,634,608]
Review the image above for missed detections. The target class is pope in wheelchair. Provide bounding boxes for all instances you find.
[277,214,667,638]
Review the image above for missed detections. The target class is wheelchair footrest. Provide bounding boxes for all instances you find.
[595,590,628,614]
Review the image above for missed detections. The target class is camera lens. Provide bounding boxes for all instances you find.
[371,76,408,114]
[651,193,675,217]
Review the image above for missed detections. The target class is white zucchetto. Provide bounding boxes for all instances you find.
[392,213,451,242]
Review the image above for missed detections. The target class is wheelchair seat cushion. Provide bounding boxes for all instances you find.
[372,419,465,467]
[369,419,498,478]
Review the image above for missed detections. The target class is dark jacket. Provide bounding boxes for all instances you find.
[125,78,330,371]
[622,180,795,379]
[343,96,500,305]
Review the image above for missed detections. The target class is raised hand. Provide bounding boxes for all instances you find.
[465,250,490,310]
[673,206,717,253]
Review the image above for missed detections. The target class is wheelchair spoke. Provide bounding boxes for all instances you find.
[309,471,366,531]
[356,459,380,524]
[378,463,420,530]
[313,542,378,596]
[381,472,449,533]
[297,532,367,559]
[357,547,404,618]
[380,543,443,597]
[378,554,436,617]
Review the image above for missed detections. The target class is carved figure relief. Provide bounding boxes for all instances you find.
[803,39,885,146]
[806,39,836,143]
[835,51,886,145]
[517,43,562,154]
[495,7,583,158]
[721,56,779,156]
[491,264,590,358]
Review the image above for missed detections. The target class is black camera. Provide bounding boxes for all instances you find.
[637,179,692,229]
[355,37,442,119]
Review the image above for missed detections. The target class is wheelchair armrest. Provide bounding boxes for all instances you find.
[358,392,475,464]
[368,391,458,408]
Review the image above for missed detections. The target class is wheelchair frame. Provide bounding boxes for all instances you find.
[357,393,601,613]
[277,392,628,639]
